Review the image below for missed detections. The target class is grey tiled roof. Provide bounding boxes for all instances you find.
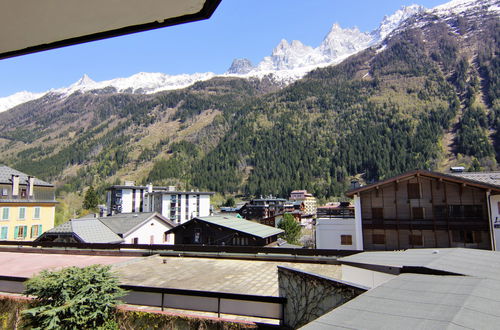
[42,212,175,243]
[99,212,164,236]
[448,171,500,188]
[301,273,500,330]
[45,218,123,243]
[0,165,53,186]
[175,215,284,239]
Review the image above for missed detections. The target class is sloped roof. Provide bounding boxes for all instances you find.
[170,215,284,239]
[339,248,500,280]
[45,218,123,244]
[0,165,53,186]
[99,212,175,236]
[346,169,500,197]
[448,171,500,187]
[301,273,500,329]
[41,212,175,243]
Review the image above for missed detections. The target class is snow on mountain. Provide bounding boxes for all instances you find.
[0,91,46,113]
[1,0,496,114]
[372,4,425,41]
[433,0,499,15]
[226,3,426,80]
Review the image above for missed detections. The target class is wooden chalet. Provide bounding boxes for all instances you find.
[346,170,500,251]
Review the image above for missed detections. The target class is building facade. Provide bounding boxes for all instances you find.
[106,183,213,224]
[346,170,500,251]
[289,190,317,216]
[0,166,56,241]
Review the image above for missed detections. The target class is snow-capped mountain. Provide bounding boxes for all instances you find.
[0,0,497,114]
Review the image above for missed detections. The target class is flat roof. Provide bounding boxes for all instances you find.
[339,248,500,280]
[302,273,500,330]
[0,251,136,278]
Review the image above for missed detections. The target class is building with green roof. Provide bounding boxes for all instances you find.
[166,215,284,246]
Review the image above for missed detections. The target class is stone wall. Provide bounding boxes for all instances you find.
[278,266,367,329]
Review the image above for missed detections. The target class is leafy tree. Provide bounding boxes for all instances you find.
[23,265,124,329]
[83,186,99,210]
[223,196,236,207]
[277,213,302,245]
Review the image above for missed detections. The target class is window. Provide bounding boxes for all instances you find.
[341,235,353,245]
[163,232,170,243]
[20,188,27,198]
[132,237,139,244]
[452,230,481,243]
[14,225,27,239]
[409,234,423,246]
[412,207,424,220]
[407,183,421,199]
[464,205,482,218]
[0,226,8,240]
[1,188,7,196]
[150,235,154,244]
[372,208,384,220]
[194,228,201,243]
[372,234,385,245]
[19,207,26,220]
[433,205,447,219]
[31,224,42,238]
[449,205,463,218]
[2,207,9,220]
[33,207,41,219]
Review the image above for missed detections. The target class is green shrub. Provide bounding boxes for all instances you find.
[23,265,125,330]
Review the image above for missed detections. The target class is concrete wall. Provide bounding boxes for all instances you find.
[341,264,396,289]
[316,218,357,250]
[123,217,174,245]
[278,266,366,329]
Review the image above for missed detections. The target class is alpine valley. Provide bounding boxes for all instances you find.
[0,0,498,214]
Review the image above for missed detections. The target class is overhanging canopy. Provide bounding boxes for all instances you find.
[0,0,221,60]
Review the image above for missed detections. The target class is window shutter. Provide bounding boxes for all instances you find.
[0,227,7,239]
[39,225,42,237]
[31,225,35,238]
[14,226,19,238]
[23,226,27,238]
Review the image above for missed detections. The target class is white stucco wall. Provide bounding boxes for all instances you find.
[199,195,211,217]
[341,264,396,289]
[123,217,174,245]
[121,189,133,213]
[489,193,500,251]
[316,218,357,250]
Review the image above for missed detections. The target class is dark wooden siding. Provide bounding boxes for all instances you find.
[360,176,491,250]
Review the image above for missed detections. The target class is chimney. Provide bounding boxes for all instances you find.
[11,175,19,197]
[147,183,153,193]
[28,176,35,197]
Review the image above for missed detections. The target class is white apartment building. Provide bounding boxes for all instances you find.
[106,182,213,224]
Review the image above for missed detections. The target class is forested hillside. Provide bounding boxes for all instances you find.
[0,5,498,206]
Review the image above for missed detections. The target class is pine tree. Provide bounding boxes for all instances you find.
[83,186,99,211]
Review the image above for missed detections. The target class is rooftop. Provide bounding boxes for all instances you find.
[188,215,284,239]
[0,165,53,187]
[303,248,500,329]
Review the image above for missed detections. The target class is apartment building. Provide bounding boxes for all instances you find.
[106,182,213,224]
[289,190,317,216]
[0,165,56,241]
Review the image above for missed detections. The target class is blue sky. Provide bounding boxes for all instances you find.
[0,0,446,97]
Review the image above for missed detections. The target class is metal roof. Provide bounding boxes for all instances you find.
[301,273,500,330]
[0,165,53,187]
[339,248,500,280]
[174,215,284,239]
